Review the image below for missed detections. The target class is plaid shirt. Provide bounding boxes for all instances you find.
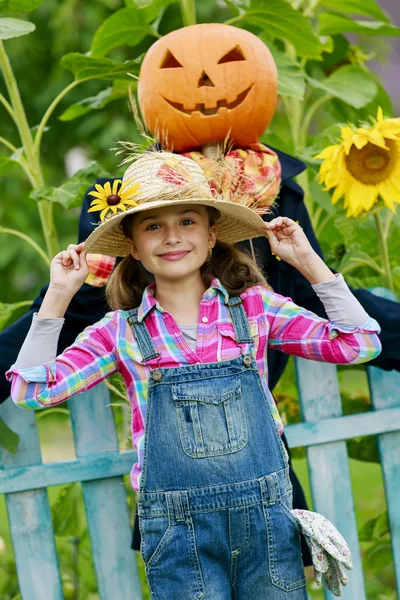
[7,278,381,491]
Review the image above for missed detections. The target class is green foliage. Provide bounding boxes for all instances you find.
[61,53,142,82]
[0,0,43,11]
[0,17,35,39]
[30,161,110,208]
[308,65,378,109]
[91,7,155,56]
[237,0,324,59]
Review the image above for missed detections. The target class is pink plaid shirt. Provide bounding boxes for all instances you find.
[7,278,381,491]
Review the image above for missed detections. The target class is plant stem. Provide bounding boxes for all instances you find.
[0,41,59,258]
[299,94,332,148]
[374,211,393,291]
[0,135,32,178]
[178,0,196,26]
[34,79,80,155]
[0,92,16,121]
[0,227,51,267]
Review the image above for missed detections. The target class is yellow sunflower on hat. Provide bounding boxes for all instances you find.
[316,107,400,217]
[88,179,140,221]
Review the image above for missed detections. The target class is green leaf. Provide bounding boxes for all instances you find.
[30,161,109,209]
[308,65,377,109]
[0,153,19,175]
[61,53,142,83]
[124,0,177,25]
[266,44,306,99]
[91,7,154,57]
[319,14,400,37]
[318,0,390,22]
[0,17,35,39]
[52,483,83,537]
[241,0,324,59]
[0,0,42,11]
[0,417,19,454]
[363,541,393,573]
[59,87,127,121]
[0,300,32,332]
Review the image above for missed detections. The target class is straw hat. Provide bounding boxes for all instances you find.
[84,151,267,257]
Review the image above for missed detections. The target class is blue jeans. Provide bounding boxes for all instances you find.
[139,470,307,599]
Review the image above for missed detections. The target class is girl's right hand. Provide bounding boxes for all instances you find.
[50,243,89,296]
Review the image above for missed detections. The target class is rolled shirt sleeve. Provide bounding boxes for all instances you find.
[261,276,381,365]
[6,312,118,410]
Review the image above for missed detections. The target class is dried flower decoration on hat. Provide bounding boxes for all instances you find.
[88,179,141,222]
[156,157,193,186]
[182,141,281,215]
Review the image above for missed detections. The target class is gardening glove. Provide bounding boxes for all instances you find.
[290,509,353,597]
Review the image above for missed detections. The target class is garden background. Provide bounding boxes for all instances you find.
[0,0,399,598]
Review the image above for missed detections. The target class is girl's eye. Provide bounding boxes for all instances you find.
[146,223,160,231]
[181,219,194,226]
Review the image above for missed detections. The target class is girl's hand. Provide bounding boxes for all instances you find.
[50,243,89,296]
[263,217,315,268]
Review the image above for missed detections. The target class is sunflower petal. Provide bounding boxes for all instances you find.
[100,207,111,221]
[377,179,400,212]
[103,181,112,196]
[89,191,108,201]
[95,183,107,194]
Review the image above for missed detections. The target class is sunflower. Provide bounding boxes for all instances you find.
[87,179,140,221]
[316,108,400,217]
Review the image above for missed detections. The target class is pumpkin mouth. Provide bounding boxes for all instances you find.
[162,84,253,116]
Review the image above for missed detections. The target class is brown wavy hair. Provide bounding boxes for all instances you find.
[106,207,268,311]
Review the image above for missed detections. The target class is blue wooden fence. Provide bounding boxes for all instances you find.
[0,288,399,599]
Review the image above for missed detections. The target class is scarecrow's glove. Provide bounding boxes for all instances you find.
[290,509,353,597]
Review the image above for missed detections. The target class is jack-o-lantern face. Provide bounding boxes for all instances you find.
[138,23,278,152]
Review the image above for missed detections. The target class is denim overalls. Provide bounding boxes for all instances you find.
[128,297,307,600]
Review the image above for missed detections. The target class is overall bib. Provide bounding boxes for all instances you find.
[128,297,307,600]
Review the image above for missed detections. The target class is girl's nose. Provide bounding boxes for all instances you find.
[163,225,182,245]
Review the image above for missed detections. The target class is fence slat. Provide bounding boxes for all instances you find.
[0,399,63,600]
[368,365,400,596]
[0,450,136,494]
[68,384,143,600]
[292,359,366,600]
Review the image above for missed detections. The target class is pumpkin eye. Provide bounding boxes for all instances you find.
[218,45,246,64]
[160,50,183,69]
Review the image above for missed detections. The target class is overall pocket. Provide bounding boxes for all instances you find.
[264,490,307,592]
[140,515,204,600]
[172,375,248,458]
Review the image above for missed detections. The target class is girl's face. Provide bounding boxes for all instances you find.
[130,204,217,282]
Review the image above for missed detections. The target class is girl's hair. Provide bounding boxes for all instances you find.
[106,207,268,310]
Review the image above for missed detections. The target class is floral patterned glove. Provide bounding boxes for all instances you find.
[290,509,353,597]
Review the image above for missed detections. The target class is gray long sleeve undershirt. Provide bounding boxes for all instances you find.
[14,273,373,369]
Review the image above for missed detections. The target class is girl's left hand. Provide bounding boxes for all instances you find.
[263,217,315,267]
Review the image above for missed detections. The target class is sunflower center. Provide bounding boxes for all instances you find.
[345,140,397,184]
[107,194,121,206]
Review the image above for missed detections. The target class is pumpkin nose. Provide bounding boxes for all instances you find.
[197,71,215,88]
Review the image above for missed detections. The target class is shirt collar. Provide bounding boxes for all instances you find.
[136,277,230,322]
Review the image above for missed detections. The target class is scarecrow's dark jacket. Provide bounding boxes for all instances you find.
[1,148,400,404]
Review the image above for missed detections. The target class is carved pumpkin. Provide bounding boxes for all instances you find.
[138,23,278,152]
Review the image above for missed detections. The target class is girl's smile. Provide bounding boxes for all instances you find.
[158,250,191,261]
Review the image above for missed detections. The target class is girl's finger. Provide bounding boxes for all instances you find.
[65,249,80,269]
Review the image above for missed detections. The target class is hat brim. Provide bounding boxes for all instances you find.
[84,198,267,257]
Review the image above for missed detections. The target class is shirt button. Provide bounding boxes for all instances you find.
[201,316,208,323]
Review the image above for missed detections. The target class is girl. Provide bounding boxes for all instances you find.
[7,152,381,599]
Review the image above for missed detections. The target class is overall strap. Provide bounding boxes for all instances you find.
[226,297,253,345]
[126,308,160,363]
